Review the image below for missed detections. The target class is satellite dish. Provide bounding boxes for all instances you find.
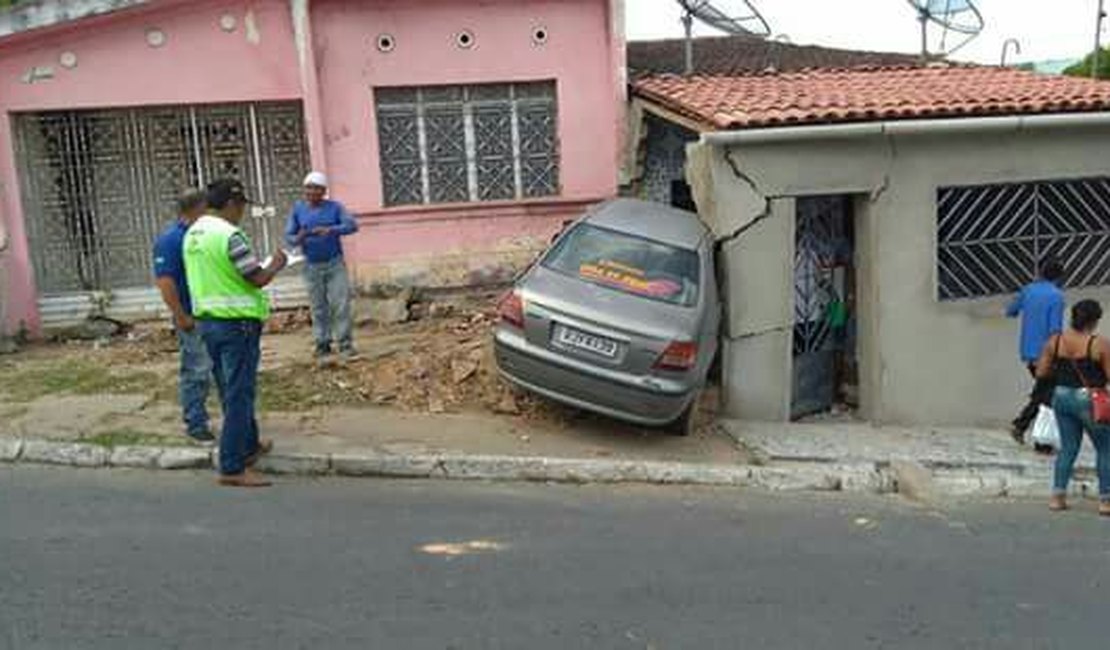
[675,0,772,74]
[905,0,985,59]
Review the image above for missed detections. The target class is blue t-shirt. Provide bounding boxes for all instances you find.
[152,219,193,315]
[283,199,359,264]
[1007,280,1065,363]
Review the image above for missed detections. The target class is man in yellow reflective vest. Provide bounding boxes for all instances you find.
[184,178,287,488]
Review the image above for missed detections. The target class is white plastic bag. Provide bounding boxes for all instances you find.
[1031,405,1060,450]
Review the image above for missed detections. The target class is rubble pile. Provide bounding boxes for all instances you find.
[261,300,571,423]
[34,295,572,424]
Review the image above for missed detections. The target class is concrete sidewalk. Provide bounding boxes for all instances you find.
[3,408,1102,501]
[723,419,1098,500]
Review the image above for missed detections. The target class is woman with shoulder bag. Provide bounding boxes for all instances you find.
[1035,299,1110,514]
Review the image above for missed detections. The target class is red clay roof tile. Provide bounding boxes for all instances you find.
[633,66,1110,130]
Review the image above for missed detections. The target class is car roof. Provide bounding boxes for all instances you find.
[582,199,708,250]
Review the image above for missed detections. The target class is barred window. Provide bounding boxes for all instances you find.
[375,82,560,207]
[937,177,1110,300]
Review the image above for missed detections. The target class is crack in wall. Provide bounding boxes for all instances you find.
[714,147,794,248]
[869,134,898,204]
[731,324,792,341]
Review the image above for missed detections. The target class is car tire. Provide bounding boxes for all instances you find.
[666,394,700,437]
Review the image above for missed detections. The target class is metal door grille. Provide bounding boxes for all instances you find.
[937,177,1110,300]
[794,197,851,356]
[14,102,309,295]
[793,196,852,419]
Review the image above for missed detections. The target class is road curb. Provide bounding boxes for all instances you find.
[0,437,1085,498]
[1,437,887,492]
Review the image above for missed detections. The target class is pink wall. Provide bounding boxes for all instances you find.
[0,0,300,111]
[310,0,621,284]
[312,0,619,210]
[0,0,623,331]
[0,0,302,331]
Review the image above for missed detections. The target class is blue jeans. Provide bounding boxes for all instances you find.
[305,257,353,353]
[198,319,263,476]
[177,327,213,436]
[1051,386,1110,500]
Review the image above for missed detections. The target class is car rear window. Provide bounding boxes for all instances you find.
[542,224,700,306]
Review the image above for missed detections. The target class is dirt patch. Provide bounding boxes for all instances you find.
[255,308,563,424]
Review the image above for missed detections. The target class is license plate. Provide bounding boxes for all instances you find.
[554,325,619,358]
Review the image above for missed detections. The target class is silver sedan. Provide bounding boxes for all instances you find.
[494,199,720,435]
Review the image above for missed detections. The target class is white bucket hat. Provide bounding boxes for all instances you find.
[303,171,328,188]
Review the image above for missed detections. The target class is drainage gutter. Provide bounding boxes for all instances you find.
[701,112,1110,146]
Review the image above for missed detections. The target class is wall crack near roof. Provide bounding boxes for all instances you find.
[715,147,784,247]
[869,133,898,204]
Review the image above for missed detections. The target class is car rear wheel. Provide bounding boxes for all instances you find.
[667,409,694,436]
[666,391,701,437]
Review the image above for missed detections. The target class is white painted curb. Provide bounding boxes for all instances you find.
[0,437,1080,498]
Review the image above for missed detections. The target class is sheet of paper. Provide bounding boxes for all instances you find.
[262,249,305,269]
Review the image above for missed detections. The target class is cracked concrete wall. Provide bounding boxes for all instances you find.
[688,136,888,421]
[691,125,1110,427]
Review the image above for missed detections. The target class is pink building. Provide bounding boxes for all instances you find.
[0,0,625,333]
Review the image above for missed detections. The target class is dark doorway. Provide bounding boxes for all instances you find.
[670,179,696,212]
[791,196,858,420]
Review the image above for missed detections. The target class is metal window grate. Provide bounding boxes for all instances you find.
[937,177,1110,300]
[376,82,559,207]
[13,102,309,294]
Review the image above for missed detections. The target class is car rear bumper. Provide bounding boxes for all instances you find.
[494,330,697,426]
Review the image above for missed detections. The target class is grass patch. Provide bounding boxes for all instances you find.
[84,429,188,448]
[0,360,162,402]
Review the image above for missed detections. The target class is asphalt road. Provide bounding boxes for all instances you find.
[2,467,1109,649]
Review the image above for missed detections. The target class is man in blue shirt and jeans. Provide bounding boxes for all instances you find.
[1007,259,1066,446]
[152,189,214,443]
[284,171,359,364]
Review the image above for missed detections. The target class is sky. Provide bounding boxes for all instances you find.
[625,0,1101,65]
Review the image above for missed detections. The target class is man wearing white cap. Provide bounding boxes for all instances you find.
[284,171,360,363]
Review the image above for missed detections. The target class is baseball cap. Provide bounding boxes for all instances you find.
[205,178,253,209]
[303,171,328,188]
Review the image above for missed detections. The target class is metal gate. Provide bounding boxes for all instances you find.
[792,196,852,419]
[13,101,309,323]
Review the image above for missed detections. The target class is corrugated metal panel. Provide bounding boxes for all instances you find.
[267,274,310,310]
[38,274,309,330]
[37,292,97,329]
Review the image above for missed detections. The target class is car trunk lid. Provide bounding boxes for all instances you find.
[519,267,699,375]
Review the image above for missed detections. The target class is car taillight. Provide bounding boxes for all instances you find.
[655,341,698,371]
[498,290,525,328]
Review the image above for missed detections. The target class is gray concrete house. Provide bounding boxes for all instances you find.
[633,65,1110,428]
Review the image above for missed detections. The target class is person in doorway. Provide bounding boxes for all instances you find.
[153,189,213,444]
[185,178,287,488]
[1007,259,1066,446]
[283,171,359,365]
[1034,300,1110,514]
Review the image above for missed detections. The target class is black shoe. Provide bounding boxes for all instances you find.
[186,429,216,445]
[1010,426,1026,445]
[1033,443,1055,456]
